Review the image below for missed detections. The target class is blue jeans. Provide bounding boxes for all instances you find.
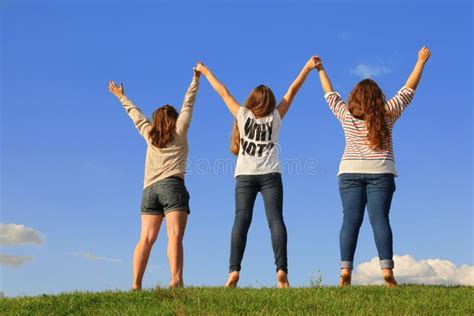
[229,172,288,273]
[338,173,396,270]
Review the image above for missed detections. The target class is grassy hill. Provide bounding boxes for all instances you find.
[1,285,473,315]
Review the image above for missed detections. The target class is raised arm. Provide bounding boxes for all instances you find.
[385,47,431,121]
[108,81,152,139]
[277,56,318,119]
[315,58,348,122]
[405,46,431,90]
[315,57,335,94]
[195,62,240,118]
[176,69,200,133]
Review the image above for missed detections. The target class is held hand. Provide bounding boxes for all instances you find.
[314,56,324,71]
[195,62,209,76]
[418,46,431,64]
[108,81,124,98]
[193,67,201,78]
[304,56,322,71]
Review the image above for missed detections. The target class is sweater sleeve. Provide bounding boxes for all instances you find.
[176,77,200,134]
[324,91,348,123]
[119,95,152,140]
[384,86,416,122]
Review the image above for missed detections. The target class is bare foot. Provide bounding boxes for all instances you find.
[383,269,398,288]
[169,280,184,288]
[277,270,290,288]
[339,269,352,288]
[225,271,239,288]
[132,283,142,291]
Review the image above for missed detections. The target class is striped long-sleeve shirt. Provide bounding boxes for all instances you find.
[324,86,415,176]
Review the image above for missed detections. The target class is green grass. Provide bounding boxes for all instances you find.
[1,286,473,315]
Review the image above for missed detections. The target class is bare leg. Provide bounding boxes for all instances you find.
[165,211,188,288]
[383,268,398,288]
[277,270,289,288]
[132,214,163,290]
[339,268,352,287]
[225,271,240,288]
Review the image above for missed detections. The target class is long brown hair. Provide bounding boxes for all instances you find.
[148,105,179,148]
[348,79,389,151]
[230,85,276,155]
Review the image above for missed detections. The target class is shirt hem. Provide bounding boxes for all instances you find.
[143,170,185,189]
[234,169,282,178]
[337,160,398,177]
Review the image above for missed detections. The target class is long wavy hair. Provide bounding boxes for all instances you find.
[148,105,179,148]
[348,79,389,151]
[230,85,276,155]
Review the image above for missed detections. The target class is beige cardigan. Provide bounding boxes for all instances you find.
[119,76,199,188]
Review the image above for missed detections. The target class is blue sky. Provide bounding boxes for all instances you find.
[1,1,473,296]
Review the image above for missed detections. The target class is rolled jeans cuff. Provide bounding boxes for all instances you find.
[276,266,288,274]
[340,261,353,270]
[380,259,394,269]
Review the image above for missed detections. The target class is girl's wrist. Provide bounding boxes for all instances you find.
[417,59,427,66]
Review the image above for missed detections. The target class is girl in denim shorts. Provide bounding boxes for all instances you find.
[108,67,200,289]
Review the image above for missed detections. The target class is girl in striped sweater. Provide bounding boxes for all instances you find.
[315,47,431,287]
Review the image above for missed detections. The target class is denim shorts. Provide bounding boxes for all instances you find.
[141,176,190,216]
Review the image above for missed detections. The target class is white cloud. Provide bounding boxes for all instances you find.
[0,224,44,246]
[0,254,33,267]
[350,64,392,79]
[352,255,474,286]
[72,251,122,263]
[337,31,352,40]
